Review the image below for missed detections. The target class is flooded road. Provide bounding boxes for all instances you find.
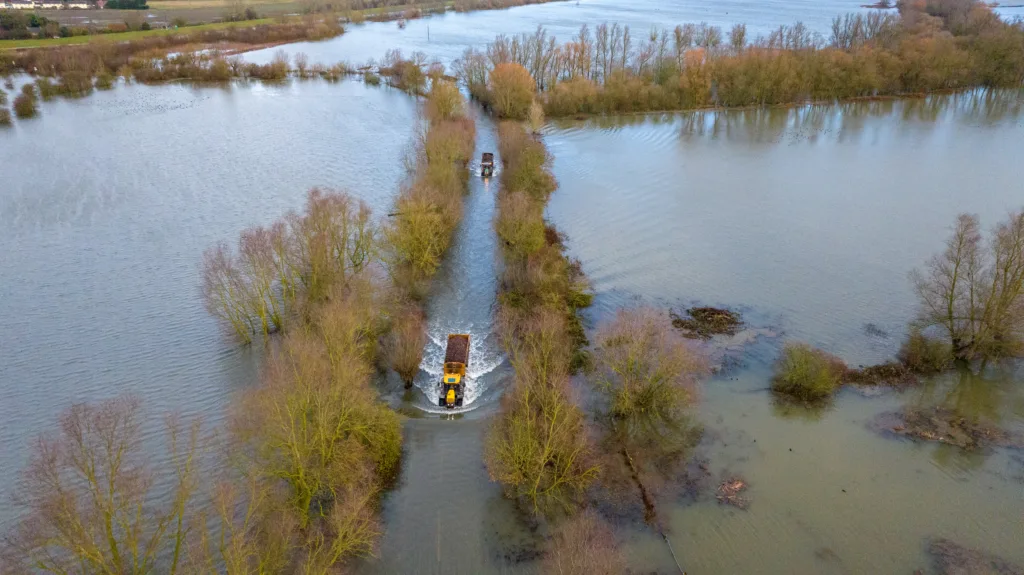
[360,108,530,574]
[414,108,507,413]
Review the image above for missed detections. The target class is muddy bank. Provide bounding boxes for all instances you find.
[715,477,750,509]
[844,362,918,388]
[926,538,1024,575]
[671,306,742,339]
[873,407,1022,451]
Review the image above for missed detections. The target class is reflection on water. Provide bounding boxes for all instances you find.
[554,88,1024,142]
[545,90,1024,366]
[907,364,1024,428]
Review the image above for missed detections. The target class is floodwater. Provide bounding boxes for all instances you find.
[540,91,1024,573]
[245,0,876,68]
[3,9,1024,573]
[243,0,1024,68]
[0,79,419,530]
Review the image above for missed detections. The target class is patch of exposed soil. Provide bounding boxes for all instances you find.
[873,407,1021,451]
[844,361,918,388]
[927,538,1024,575]
[715,477,750,509]
[671,307,742,340]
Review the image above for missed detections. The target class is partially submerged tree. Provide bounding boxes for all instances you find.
[202,188,376,343]
[426,78,464,123]
[592,308,704,433]
[910,210,1024,362]
[387,304,427,386]
[1,396,202,575]
[485,309,597,514]
[588,308,705,519]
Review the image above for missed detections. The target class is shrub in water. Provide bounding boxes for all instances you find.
[898,328,951,373]
[772,342,847,401]
[13,94,37,118]
[0,108,11,126]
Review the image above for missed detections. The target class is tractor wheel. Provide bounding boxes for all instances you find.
[438,397,446,407]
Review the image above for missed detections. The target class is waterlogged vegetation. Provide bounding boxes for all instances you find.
[483,92,705,566]
[3,1,1024,573]
[486,120,596,513]
[772,342,848,401]
[2,84,473,570]
[452,0,1024,116]
[773,209,1024,405]
[0,15,344,78]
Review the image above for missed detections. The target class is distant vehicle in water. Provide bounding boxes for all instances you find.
[439,334,469,408]
[481,152,494,177]
[397,18,406,29]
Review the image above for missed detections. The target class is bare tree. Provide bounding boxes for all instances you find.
[911,210,1024,362]
[2,396,202,575]
[386,304,426,386]
[729,23,748,53]
[203,241,257,343]
[202,188,375,343]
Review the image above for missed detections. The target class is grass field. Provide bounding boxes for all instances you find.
[0,0,454,51]
[0,18,274,50]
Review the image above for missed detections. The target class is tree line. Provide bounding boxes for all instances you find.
[452,0,1024,117]
[484,104,707,570]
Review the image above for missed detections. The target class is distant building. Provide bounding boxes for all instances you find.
[37,0,64,7]
[6,0,36,8]
[65,0,90,6]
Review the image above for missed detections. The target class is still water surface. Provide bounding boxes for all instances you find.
[540,91,1024,574]
[245,0,1024,68]
[0,79,418,530]
[2,38,1024,575]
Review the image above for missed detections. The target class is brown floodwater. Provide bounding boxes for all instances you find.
[2,26,1023,573]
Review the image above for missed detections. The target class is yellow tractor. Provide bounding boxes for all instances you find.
[439,334,469,408]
